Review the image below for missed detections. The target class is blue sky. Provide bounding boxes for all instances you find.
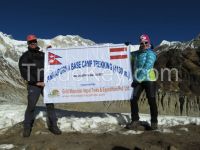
[0,0,199,46]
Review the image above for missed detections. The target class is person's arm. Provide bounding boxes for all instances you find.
[35,46,51,87]
[18,53,37,85]
[137,50,156,81]
[143,50,156,70]
[18,54,28,81]
[130,51,140,86]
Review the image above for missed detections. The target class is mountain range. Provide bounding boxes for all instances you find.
[0,32,199,116]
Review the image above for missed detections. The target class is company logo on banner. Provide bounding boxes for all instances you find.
[44,44,133,103]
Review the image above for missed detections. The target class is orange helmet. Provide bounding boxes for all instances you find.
[26,34,37,42]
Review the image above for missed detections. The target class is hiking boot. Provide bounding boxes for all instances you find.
[49,126,62,135]
[23,128,31,137]
[125,121,144,130]
[151,122,158,130]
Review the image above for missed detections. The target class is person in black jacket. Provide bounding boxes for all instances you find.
[19,34,61,137]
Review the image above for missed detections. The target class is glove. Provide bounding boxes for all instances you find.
[46,45,52,49]
[131,80,138,88]
[124,42,131,46]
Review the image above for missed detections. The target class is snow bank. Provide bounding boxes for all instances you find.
[0,144,15,150]
[0,104,200,134]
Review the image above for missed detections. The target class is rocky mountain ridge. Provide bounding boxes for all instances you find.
[0,32,199,116]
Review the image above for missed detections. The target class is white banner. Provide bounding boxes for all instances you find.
[44,44,133,103]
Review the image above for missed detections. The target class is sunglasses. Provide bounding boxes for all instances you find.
[140,42,148,45]
[28,40,37,45]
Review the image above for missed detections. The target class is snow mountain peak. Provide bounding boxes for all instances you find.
[0,31,96,103]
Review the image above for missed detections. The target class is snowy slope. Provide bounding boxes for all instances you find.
[0,32,96,103]
[157,38,199,54]
[0,32,95,68]
[0,104,199,135]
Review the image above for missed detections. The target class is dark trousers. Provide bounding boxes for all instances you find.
[130,81,158,123]
[24,85,57,128]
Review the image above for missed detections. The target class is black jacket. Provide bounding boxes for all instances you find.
[19,47,44,85]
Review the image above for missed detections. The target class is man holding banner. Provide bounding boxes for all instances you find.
[19,34,61,137]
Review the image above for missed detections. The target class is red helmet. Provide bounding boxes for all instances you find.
[26,34,37,42]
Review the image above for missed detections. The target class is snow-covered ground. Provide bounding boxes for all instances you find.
[0,144,15,150]
[0,104,200,135]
